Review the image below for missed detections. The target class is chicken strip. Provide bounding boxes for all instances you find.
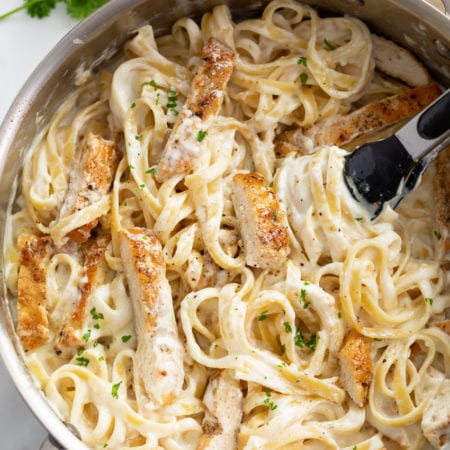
[338,329,373,407]
[17,234,52,352]
[421,379,450,449]
[197,369,243,450]
[59,133,121,243]
[55,235,111,357]
[231,172,290,269]
[275,83,442,156]
[156,38,236,181]
[435,147,450,256]
[119,227,184,406]
[372,34,431,87]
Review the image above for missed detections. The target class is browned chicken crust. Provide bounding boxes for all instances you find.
[275,83,442,156]
[119,227,184,406]
[55,235,111,357]
[231,172,290,269]
[338,329,373,407]
[59,133,121,243]
[198,369,243,450]
[435,147,450,256]
[17,234,52,352]
[157,38,236,181]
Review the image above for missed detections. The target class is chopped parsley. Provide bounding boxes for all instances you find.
[434,230,442,240]
[111,381,122,399]
[197,130,208,142]
[135,134,143,141]
[90,307,104,321]
[77,348,85,355]
[130,102,136,109]
[263,390,278,411]
[138,184,145,190]
[294,329,305,348]
[299,289,310,308]
[323,38,337,50]
[299,73,308,84]
[278,338,286,354]
[306,334,318,351]
[283,322,292,333]
[76,356,90,366]
[82,329,91,342]
[146,167,156,174]
[167,88,178,115]
[94,323,100,330]
[355,217,363,222]
[297,56,308,66]
[337,311,342,319]
[258,310,268,321]
[128,164,135,170]
[425,297,433,305]
[98,355,105,361]
[121,335,132,343]
[149,79,158,90]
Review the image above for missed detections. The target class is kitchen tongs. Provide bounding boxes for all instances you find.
[344,89,450,218]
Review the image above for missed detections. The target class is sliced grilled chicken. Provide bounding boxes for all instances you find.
[59,133,121,243]
[119,227,184,406]
[197,369,243,450]
[17,234,52,352]
[156,38,236,181]
[231,172,290,269]
[338,329,373,407]
[421,379,450,449]
[435,147,450,256]
[372,34,431,87]
[55,235,111,357]
[275,83,442,156]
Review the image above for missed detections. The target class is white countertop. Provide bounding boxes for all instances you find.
[0,2,77,449]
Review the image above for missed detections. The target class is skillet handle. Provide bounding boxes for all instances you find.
[39,435,65,450]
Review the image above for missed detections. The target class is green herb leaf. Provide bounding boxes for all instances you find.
[306,334,318,351]
[76,356,90,366]
[146,167,156,174]
[130,102,136,109]
[121,335,132,343]
[297,56,308,66]
[434,230,442,240]
[82,329,91,342]
[294,329,305,348]
[64,0,109,19]
[197,130,208,142]
[299,73,308,84]
[135,134,143,141]
[90,307,104,320]
[258,310,268,321]
[425,297,433,305]
[323,38,336,50]
[355,217,363,222]
[94,323,100,330]
[283,322,292,333]
[337,311,342,319]
[263,390,278,410]
[111,381,122,399]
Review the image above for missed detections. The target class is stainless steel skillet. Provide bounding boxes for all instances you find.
[0,1,448,449]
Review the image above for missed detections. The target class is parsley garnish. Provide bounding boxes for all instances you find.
[283,322,292,333]
[135,134,143,141]
[278,338,286,354]
[297,56,308,66]
[258,310,268,321]
[90,307,104,320]
[130,102,136,109]
[82,329,91,342]
[138,184,145,190]
[128,164,135,170]
[98,355,105,361]
[425,297,433,305]
[294,329,305,348]
[76,356,90,366]
[263,390,278,411]
[146,79,158,90]
[299,73,308,84]
[111,381,122,399]
[146,167,156,174]
[306,334,318,351]
[94,323,100,330]
[299,289,310,308]
[337,311,342,319]
[121,335,132,343]
[355,217,363,222]
[197,130,208,142]
[434,230,442,240]
[167,88,178,115]
[0,0,110,21]
[323,38,337,50]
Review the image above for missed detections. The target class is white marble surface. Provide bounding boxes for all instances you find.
[0,2,77,449]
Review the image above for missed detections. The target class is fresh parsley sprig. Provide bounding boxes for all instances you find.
[0,0,110,21]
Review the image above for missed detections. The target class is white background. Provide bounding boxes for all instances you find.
[0,0,446,449]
